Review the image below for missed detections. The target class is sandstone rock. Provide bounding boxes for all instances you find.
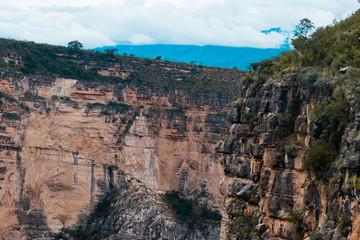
[229,107,241,123]
[0,74,231,238]
[232,124,249,137]
[236,183,254,200]
[265,113,277,130]
[260,133,276,146]
[218,137,235,154]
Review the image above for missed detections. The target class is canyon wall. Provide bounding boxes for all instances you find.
[0,67,239,239]
[219,72,360,240]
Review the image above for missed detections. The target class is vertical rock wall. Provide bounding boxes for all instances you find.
[0,73,233,238]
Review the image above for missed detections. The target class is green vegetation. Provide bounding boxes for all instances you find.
[279,134,300,159]
[103,101,132,114]
[307,87,349,179]
[164,108,184,115]
[0,38,241,97]
[244,112,257,132]
[294,18,315,38]
[0,91,16,103]
[2,113,21,121]
[244,12,353,178]
[297,67,332,100]
[56,190,117,240]
[286,211,305,239]
[241,10,360,86]
[205,112,229,122]
[86,103,106,111]
[227,211,260,239]
[67,40,83,49]
[307,141,336,179]
[276,113,297,139]
[163,191,222,230]
[337,213,351,237]
[86,101,133,115]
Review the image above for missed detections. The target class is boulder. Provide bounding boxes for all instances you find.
[236,183,254,200]
[265,113,277,130]
[260,133,276,145]
[339,67,349,74]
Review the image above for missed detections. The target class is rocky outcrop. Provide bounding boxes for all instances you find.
[218,75,305,239]
[57,171,221,240]
[218,70,360,239]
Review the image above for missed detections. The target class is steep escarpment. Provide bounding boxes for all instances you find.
[4,9,360,240]
[219,9,360,240]
[0,39,244,239]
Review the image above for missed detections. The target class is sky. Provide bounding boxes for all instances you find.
[0,0,359,49]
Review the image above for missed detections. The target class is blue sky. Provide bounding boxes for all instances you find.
[0,0,359,48]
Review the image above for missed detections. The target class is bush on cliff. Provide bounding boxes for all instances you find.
[308,87,349,179]
[227,211,260,239]
[163,190,222,230]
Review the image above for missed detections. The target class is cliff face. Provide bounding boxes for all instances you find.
[0,61,241,239]
[218,70,360,239]
[4,15,360,239]
[218,75,307,239]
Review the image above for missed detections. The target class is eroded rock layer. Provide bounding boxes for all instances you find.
[0,68,239,239]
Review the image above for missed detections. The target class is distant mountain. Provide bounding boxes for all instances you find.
[94,44,290,70]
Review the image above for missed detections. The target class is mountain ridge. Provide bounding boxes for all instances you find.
[94,44,290,70]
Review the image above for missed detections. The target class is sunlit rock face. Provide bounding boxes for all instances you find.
[0,69,235,239]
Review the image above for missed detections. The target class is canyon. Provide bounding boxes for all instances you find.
[2,10,360,239]
[0,47,243,239]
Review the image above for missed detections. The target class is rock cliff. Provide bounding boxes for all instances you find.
[0,41,245,239]
[218,10,360,240]
[3,9,360,239]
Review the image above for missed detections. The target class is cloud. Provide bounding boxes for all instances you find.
[130,33,155,44]
[0,0,359,48]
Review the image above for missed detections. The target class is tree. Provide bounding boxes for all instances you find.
[67,40,83,49]
[104,48,118,55]
[294,18,314,38]
[292,18,315,52]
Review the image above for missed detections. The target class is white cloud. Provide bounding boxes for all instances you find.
[0,0,359,48]
[130,33,155,44]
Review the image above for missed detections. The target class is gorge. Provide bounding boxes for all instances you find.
[1,9,360,240]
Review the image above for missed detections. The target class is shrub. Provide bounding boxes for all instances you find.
[276,113,297,139]
[307,141,336,179]
[312,87,349,147]
[163,191,222,230]
[338,213,351,237]
[2,112,21,121]
[0,91,16,102]
[285,145,298,158]
[244,112,257,132]
[286,210,305,239]
[227,212,260,239]
[297,67,322,92]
